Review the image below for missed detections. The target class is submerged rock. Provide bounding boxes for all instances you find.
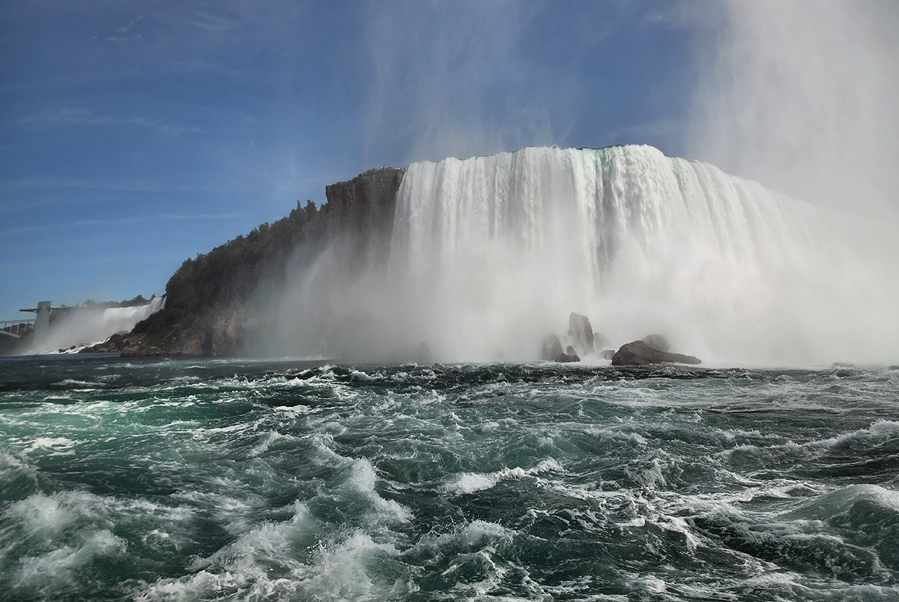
[568,313,594,355]
[611,340,700,366]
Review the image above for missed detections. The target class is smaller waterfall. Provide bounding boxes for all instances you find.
[32,296,166,354]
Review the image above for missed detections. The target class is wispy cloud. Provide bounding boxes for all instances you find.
[0,217,145,238]
[1,176,219,194]
[157,212,246,221]
[0,252,183,275]
[107,15,144,42]
[0,212,245,238]
[17,108,202,135]
[188,10,240,32]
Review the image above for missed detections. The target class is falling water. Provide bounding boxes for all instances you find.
[31,296,166,354]
[271,145,898,366]
[388,145,898,365]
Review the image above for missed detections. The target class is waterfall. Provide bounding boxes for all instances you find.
[384,145,899,365]
[34,296,166,354]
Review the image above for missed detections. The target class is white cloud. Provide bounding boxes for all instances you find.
[17,108,202,135]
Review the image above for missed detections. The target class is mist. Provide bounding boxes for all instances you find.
[253,1,898,367]
[689,0,899,221]
[259,146,898,366]
[29,297,165,354]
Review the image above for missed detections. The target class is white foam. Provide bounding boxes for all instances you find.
[135,506,411,602]
[443,458,562,495]
[14,529,126,593]
[22,437,76,456]
[343,458,412,525]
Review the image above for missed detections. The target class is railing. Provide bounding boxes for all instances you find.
[0,319,35,339]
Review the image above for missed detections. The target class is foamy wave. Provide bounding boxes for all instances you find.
[443,458,562,495]
[135,503,410,602]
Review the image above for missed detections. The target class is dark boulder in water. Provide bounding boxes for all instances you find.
[642,333,670,353]
[554,345,581,362]
[568,312,594,355]
[612,340,700,366]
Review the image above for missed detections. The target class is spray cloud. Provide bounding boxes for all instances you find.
[256,2,899,366]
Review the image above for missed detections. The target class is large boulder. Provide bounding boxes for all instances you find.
[611,340,700,366]
[568,313,594,355]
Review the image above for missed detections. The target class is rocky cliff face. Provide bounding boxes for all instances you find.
[84,166,407,358]
[325,167,406,268]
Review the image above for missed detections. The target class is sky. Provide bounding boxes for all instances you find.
[1,0,896,321]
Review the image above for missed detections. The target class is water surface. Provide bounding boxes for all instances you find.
[1,356,898,601]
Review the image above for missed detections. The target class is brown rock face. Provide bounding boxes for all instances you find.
[611,340,701,366]
[325,167,406,268]
[211,312,242,357]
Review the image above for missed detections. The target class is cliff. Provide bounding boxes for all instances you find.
[325,167,406,269]
[84,167,406,357]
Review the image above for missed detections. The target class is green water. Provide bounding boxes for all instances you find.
[1,356,898,601]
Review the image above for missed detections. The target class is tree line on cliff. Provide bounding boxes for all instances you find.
[94,199,328,355]
[90,167,405,356]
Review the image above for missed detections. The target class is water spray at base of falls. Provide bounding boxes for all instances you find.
[31,296,166,354]
[271,145,899,366]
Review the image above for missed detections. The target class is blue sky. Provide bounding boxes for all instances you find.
[2,1,896,321]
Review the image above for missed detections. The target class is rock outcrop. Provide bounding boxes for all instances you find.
[326,167,406,268]
[611,340,701,366]
[541,334,580,362]
[79,167,406,358]
[211,311,243,356]
[568,312,594,355]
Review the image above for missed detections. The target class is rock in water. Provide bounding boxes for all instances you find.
[541,334,580,362]
[569,313,594,355]
[642,334,670,353]
[557,347,580,362]
[542,334,564,361]
[611,340,700,366]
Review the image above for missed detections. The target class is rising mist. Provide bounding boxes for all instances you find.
[252,1,899,367]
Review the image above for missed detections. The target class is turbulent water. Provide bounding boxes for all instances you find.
[2,355,898,601]
[279,145,899,366]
